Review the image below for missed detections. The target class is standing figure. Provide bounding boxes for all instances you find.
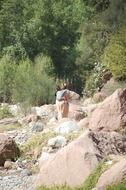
[56,83,70,120]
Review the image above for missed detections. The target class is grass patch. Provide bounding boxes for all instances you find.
[0,106,13,119]
[106,180,126,190]
[37,186,73,190]
[0,123,21,133]
[20,131,55,158]
[65,128,86,143]
[20,129,85,159]
[80,160,108,190]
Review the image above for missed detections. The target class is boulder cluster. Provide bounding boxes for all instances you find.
[0,88,126,190]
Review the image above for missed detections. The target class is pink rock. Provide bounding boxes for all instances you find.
[89,88,126,131]
[35,131,99,188]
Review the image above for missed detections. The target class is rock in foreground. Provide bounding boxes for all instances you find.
[0,133,20,166]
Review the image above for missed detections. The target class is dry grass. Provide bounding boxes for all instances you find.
[20,131,55,159]
[0,123,21,133]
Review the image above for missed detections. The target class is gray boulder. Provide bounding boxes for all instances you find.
[29,122,44,132]
[55,120,80,134]
[48,136,67,148]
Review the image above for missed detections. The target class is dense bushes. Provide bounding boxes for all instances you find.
[83,62,104,97]
[0,55,55,106]
[102,25,126,80]
[0,55,16,102]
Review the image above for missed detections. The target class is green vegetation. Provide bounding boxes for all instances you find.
[37,160,108,190]
[20,131,55,159]
[83,62,104,97]
[12,57,55,106]
[65,128,86,143]
[37,186,73,190]
[0,123,21,133]
[102,25,126,80]
[0,55,16,103]
[106,180,126,190]
[0,106,13,119]
[80,160,108,190]
[0,0,126,102]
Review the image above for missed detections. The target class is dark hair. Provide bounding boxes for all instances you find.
[56,85,60,91]
[55,85,60,97]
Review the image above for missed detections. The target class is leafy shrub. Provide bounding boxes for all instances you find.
[0,105,13,119]
[102,25,126,80]
[0,55,16,102]
[83,62,104,97]
[20,131,55,159]
[12,56,55,106]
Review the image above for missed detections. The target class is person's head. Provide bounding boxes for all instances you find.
[62,82,67,89]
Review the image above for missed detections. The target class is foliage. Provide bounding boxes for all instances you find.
[34,54,54,77]
[106,180,126,190]
[37,186,72,190]
[0,0,26,59]
[0,105,13,119]
[77,0,126,94]
[0,0,87,96]
[83,62,104,97]
[102,25,126,80]
[0,55,16,102]
[81,160,107,190]
[12,57,55,106]
[0,123,21,133]
[0,54,55,106]
[20,131,55,159]
[37,186,73,190]
[0,0,126,101]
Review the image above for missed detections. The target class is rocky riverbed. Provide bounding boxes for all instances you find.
[0,125,39,190]
[0,172,35,190]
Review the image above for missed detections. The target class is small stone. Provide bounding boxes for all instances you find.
[4,161,13,169]
[21,169,32,176]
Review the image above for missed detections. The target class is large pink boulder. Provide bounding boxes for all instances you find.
[89,88,126,131]
[0,134,20,166]
[35,131,126,188]
[35,131,99,188]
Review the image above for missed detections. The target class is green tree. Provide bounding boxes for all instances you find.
[0,0,25,59]
[12,58,55,106]
[0,55,16,102]
[77,0,126,94]
[102,25,126,80]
